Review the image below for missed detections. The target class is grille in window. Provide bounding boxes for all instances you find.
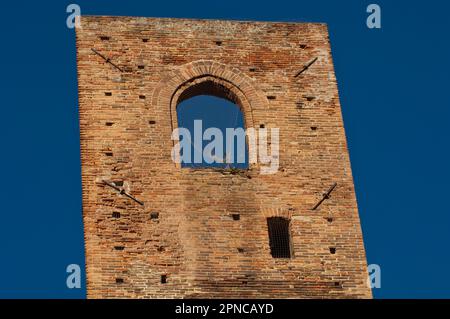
[267,217,292,258]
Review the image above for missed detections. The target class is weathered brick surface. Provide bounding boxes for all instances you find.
[75,17,371,299]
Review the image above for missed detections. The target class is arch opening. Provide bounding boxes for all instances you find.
[175,80,249,169]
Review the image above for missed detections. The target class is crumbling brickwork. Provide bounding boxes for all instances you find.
[75,16,371,298]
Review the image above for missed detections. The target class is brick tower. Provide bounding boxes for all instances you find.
[75,16,371,298]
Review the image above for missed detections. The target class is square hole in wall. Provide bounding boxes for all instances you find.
[112,212,121,218]
[113,181,124,187]
[150,212,159,220]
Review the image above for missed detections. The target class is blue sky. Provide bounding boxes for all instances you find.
[178,96,248,169]
[0,0,449,298]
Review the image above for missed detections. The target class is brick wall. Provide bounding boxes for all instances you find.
[75,16,372,298]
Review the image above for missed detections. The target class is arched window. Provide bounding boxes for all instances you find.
[176,89,248,169]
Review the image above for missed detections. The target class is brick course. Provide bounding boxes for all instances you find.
[75,16,371,298]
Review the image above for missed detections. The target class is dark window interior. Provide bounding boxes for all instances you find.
[267,217,292,258]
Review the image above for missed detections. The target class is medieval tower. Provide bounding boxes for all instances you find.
[75,16,371,298]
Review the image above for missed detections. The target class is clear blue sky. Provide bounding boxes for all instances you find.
[178,96,248,169]
[0,0,449,299]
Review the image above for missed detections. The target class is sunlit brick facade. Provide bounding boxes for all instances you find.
[75,16,371,298]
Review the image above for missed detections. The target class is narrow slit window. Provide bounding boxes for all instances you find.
[267,217,292,258]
